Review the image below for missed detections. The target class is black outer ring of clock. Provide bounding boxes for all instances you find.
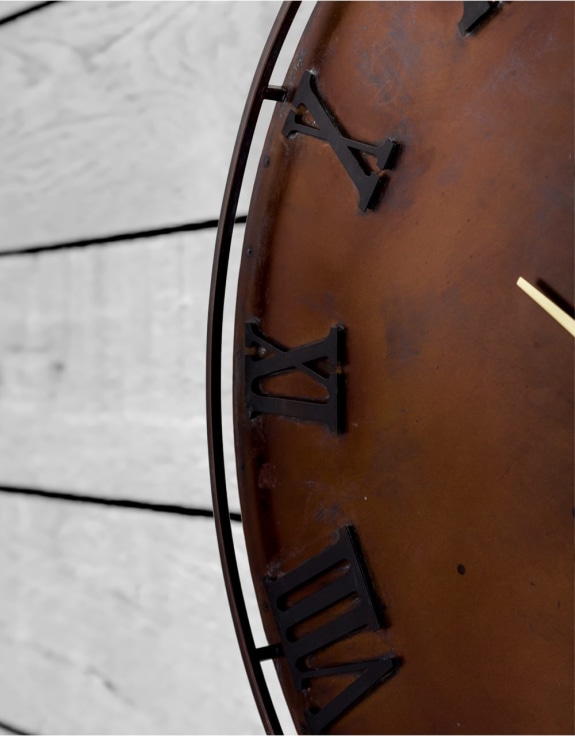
[206,3,301,734]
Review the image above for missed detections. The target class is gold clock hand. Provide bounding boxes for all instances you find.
[517,277,575,337]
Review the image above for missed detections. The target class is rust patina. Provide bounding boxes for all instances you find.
[233,3,574,733]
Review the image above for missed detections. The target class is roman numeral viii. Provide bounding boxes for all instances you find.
[244,321,346,434]
[265,526,398,734]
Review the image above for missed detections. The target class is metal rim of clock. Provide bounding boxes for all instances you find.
[206,3,302,734]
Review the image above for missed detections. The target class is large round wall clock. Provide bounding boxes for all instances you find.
[207,2,574,734]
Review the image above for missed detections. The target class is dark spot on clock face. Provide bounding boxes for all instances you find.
[457,564,466,575]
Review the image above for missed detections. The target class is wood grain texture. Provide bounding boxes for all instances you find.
[0,0,281,250]
[0,493,269,734]
[0,228,243,508]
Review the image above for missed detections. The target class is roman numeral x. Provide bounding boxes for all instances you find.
[283,71,399,212]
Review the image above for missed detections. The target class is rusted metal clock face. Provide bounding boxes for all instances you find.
[232,2,574,733]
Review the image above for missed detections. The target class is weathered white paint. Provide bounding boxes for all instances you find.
[0,1,281,250]
[0,228,243,509]
[0,493,280,734]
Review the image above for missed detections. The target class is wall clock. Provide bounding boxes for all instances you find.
[208,2,574,733]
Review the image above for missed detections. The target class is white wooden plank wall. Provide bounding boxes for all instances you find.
[0,1,275,249]
[0,494,265,735]
[0,1,314,732]
[0,230,241,508]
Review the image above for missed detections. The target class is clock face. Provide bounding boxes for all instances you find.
[232,2,574,733]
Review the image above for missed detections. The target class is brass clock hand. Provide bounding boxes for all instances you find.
[517,277,575,337]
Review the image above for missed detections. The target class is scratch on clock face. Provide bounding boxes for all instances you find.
[517,277,575,338]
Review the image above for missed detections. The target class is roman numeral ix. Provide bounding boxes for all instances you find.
[244,321,346,434]
[283,71,399,212]
[265,526,398,734]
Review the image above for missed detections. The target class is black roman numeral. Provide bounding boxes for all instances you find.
[458,1,499,35]
[283,71,399,212]
[265,526,398,734]
[305,658,397,735]
[244,321,346,434]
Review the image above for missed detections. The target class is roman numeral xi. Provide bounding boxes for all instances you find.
[244,321,346,434]
[265,526,398,734]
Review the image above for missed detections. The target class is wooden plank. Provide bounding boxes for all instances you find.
[0,228,243,508]
[0,493,269,735]
[0,0,282,250]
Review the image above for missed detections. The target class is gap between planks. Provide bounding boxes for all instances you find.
[0,216,248,258]
[0,483,241,522]
[0,1,57,26]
